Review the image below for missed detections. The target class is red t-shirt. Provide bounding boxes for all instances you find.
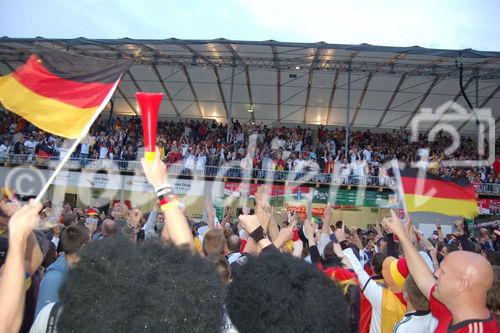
[429,285,499,333]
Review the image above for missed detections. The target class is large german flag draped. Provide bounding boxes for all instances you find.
[0,46,133,138]
[400,168,478,218]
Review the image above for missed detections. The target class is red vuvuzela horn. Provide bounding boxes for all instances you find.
[136,92,163,161]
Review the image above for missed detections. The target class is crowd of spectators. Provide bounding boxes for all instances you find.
[0,112,499,187]
[0,152,498,332]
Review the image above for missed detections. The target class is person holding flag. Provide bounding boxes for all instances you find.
[0,45,134,201]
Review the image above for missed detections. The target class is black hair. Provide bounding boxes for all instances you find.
[483,249,500,266]
[371,252,387,276]
[322,241,343,268]
[57,236,225,332]
[227,251,350,332]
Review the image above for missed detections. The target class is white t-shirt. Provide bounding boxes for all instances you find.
[294,159,306,172]
[29,302,57,333]
[99,146,108,159]
[196,154,207,170]
[353,160,366,177]
[294,141,302,152]
[392,311,438,333]
[80,143,90,154]
[184,126,191,137]
[362,149,372,162]
[340,163,351,176]
[185,154,195,170]
[181,144,189,157]
[24,140,37,153]
[0,144,9,156]
[417,148,429,158]
[278,139,286,149]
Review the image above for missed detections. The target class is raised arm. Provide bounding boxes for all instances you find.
[273,220,296,250]
[0,201,42,333]
[383,210,436,300]
[220,207,233,229]
[239,214,274,252]
[143,203,159,239]
[205,200,216,230]
[141,151,193,248]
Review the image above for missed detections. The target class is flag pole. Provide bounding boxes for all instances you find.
[34,78,123,203]
[391,158,408,214]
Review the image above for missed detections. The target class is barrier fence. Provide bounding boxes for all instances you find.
[1,154,499,195]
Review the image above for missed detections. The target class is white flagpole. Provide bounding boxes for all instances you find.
[34,77,123,203]
[391,158,408,214]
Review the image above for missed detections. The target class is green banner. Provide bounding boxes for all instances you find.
[214,197,225,221]
[312,188,398,208]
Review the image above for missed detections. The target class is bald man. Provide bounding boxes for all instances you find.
[93,219,117,240]
[383,211,499,333]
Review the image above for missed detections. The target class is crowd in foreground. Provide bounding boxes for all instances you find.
[0,151,499,333]
[0,112,499,186]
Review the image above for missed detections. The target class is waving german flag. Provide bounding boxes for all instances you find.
[0,46,133,138]
[400,168,478,219]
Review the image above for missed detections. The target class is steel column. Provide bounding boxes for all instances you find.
[227,60,236,142]
[345,62,351,154]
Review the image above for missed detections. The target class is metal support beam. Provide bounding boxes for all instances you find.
[457,81,500,131]
[244,65,254,123]
[326,69,340,124]
[1,59,14,72]
[345,62,352,154]
[272,45,281,121]
[213,66,229,118]
[225,44,254,122]
[478,83,500,108]
[377,73,407,127]
[403,76,441,128]
[151,64,180,117]
[173,41,213,66]
[426,76,474,133]
[127,70,142,93]
[277,66,281,121]
[227,63,236,142]
[116,87,138,115]
[303,48,321,123]
[350,72,373,125]
[181,64,204,118]
[107,95,114,129]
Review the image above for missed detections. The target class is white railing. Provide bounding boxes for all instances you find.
[1,154,498,194]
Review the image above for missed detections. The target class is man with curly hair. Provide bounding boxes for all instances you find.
[30,151,226,332]
[226,214,350,333]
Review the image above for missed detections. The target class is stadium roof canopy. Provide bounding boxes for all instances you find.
[0,37,499,135]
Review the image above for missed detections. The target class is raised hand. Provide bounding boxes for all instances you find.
[280,219,296,241]
[239,214,261,234]
[8,200,42,242]
[382,209,406,239]
[0,200,23,217]
[323,205,333,224]
[140,147,169,191]
[303,219,315,241]
[127,208,142,228]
